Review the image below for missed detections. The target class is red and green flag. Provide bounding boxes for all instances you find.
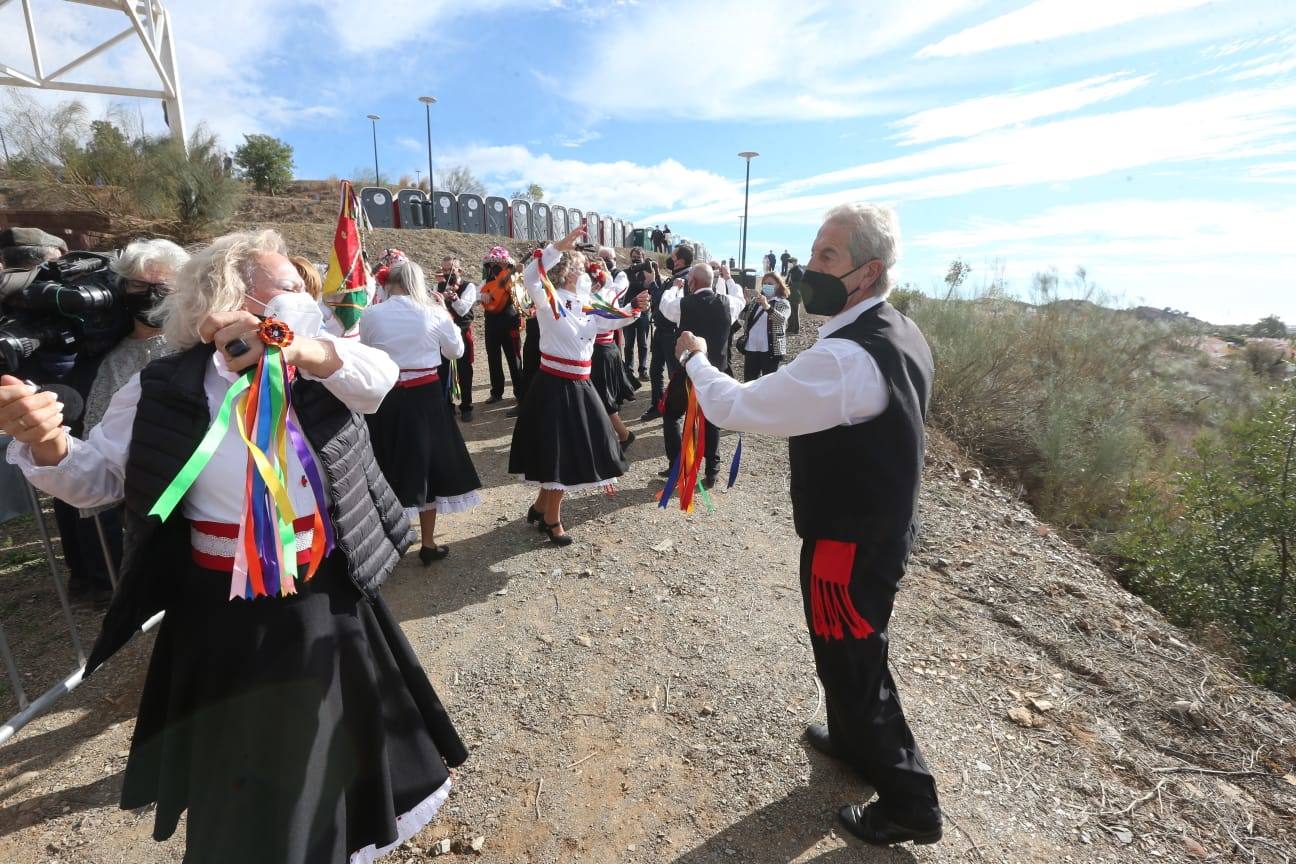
[322,180,370,332]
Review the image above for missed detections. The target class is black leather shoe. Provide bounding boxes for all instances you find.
[804,722,839,759]
[484,394,503,404]
[620,430,636,451]
[459,408,474,422]
[505,405,521,418]
[657,467,673,478]
[640,407,661,421]
[418,545,450,565]
[838,803,942,847]
[702,471,718,490]
[544,522,574,547]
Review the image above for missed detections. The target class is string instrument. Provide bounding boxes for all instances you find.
[480,263,517,314]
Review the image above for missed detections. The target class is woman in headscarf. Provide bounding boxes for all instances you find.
[0,229,467,864]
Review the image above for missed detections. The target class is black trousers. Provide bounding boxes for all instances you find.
[787,285,802,334]
[515,316,541,401]
[648,320,678,408]
[484,312,522,399]
[662,377,720,476]
[623,316,650,373]
[799,538,940,825]
[742,351,783,382]
[437,326,475,409]
[52,499,118,590]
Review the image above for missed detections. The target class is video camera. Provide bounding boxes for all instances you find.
[0,252,129,373]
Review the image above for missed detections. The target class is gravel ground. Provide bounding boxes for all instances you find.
[1,314,1293,864]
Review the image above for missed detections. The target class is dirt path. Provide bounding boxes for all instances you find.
[1,330,1293,863]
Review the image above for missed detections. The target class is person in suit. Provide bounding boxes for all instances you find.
[657,262,744,488]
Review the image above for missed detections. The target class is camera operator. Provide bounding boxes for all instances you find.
[640,244,693,421]
[0,227,119,598]
[0,227,67,271]
[620,248,656,380]
[71,240,189,591]
[436,256,478,421]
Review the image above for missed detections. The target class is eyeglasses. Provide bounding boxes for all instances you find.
[123,278,172,294]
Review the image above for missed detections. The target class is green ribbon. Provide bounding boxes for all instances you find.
[148,373,252,522]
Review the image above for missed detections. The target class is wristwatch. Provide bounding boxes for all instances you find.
[678,348,698,366]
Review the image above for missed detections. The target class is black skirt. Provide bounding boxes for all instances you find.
[122,554,468,864]
[590,341,639,415]
[508,369,628,491]
[368,381,482,512]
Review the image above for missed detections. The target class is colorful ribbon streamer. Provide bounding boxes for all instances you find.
[532,249,566,320]
[147,344,335,601]
[657,378,711,513]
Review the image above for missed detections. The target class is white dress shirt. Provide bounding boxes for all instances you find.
[359,295,463,382]
[524,245,640,377]
[658,285,746,327]
[684,296,890,437]
[7,335,398,523]
[449,281,478,318]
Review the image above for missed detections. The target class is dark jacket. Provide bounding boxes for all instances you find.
[86,344,413,674]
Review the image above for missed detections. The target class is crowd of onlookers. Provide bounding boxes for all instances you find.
[0,222,809,595]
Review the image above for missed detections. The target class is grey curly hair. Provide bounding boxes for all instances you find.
[158,229,288,348]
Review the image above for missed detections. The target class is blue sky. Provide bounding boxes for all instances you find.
[3,0,1295,324]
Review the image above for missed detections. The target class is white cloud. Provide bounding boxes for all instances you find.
[907,199,1296,322]
[396,136,423,152]
[643,80,1296,226]
[0,0,341,146]
[917,0,1213,58]
[892,73,1152,145]
[558,129,601,149]
[434,144,740,219]
[552,0,987,121]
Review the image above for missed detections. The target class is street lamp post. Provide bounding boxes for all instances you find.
[366,114,381,186]
[418,95,437,225]
[737,151,759,275]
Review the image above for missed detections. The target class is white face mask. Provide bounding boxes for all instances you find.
[250,290,323,338]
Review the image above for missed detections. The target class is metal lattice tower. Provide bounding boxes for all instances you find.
[0,0,185,142]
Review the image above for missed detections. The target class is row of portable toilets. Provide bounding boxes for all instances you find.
[360,187,636,248]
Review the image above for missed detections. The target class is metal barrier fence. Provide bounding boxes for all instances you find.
[0,440,161,745]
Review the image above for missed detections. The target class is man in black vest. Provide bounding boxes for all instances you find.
[640,244,694,421]
[675,203,942,847]
[658,262,744,487]
[437,256,478,421]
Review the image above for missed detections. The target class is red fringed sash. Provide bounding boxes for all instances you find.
[809,539,875,641]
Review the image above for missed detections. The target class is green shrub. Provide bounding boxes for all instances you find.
[1114,385,1296,696]
[2,92,240,243]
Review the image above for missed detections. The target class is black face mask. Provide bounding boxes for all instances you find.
[799,262,868,316]
[122,288,166,325]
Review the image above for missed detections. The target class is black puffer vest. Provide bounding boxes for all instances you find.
[85,344,413,674]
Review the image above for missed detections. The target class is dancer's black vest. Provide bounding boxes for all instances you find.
[86,344,413,674]
[788,302,933,567]
[679,289,734,372]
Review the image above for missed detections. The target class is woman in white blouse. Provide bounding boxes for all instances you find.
[507,225,649,545]
[359,260,482,563]
[0,230,467,864]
